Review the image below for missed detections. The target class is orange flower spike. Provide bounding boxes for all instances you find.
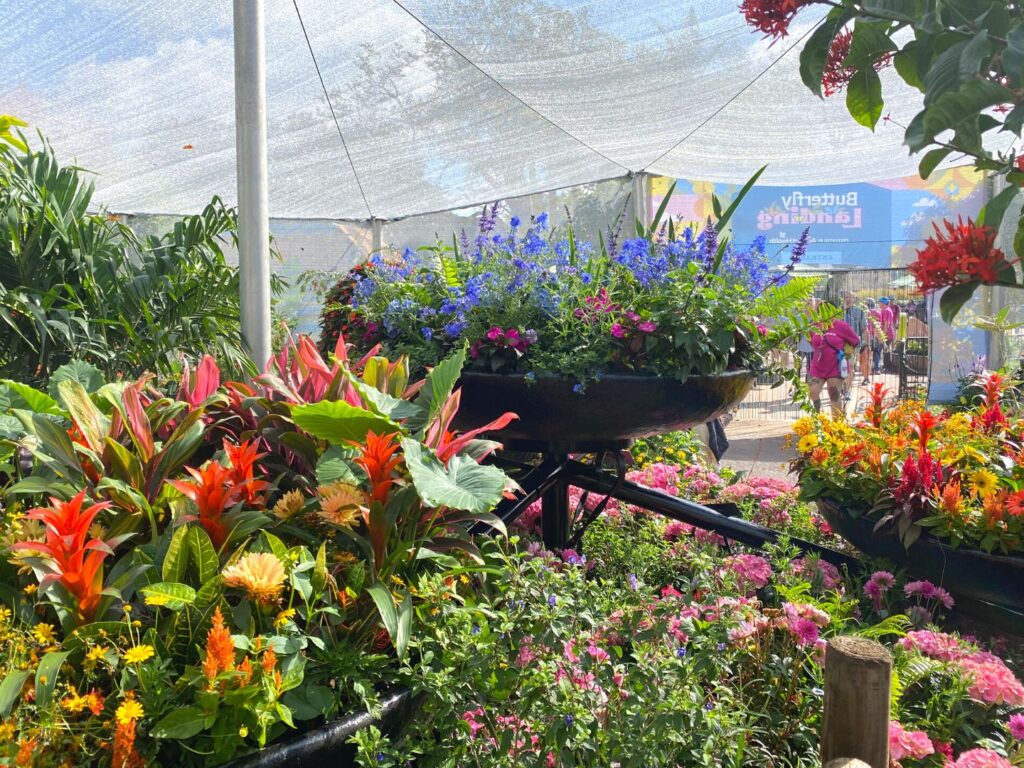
[982,491,1007,525]
[350,431,403,505]
[112,720,144,768]
[223,439,271,506]
[236,657,254,687]
[202,606,235,685]
[934,480,963,516]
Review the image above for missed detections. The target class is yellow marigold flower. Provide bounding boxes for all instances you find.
[115,698,144,725]
[222,552,287,604]
[968,469,999,498]
[274,608,296,629]
[32,623,56,645]
[0,606,11,625]
[123,645,155,664]
[793,417,814,437]
[23,583,37,595]
[796,434,819,454]
[0,722,14,741]
[86,646,109,665]
[318,484,365,529]
[272,489,305,521]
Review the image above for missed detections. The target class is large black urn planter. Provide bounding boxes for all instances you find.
[218,688,417,768]
[817,498,1024,613]
[454,369,755,451]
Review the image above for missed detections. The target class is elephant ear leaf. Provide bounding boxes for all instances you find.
[400,438,505,514]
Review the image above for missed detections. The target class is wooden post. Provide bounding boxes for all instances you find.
[821,636,891,768]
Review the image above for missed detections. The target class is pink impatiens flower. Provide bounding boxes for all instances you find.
[888,721,935,762]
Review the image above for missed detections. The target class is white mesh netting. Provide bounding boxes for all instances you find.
[3,0,944,221]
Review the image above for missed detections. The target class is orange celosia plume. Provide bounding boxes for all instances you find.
[202,606,235,685]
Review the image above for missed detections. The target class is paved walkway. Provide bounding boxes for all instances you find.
[719,420,795,480]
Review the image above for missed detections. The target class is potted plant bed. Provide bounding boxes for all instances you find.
[817,498,1024,613]
[455,369,755,450]
[219,689,418,768]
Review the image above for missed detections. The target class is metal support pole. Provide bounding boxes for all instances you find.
[540,455,570,550]
[632,172,650,229]
[233,0,272,370]
[371,218,383,256]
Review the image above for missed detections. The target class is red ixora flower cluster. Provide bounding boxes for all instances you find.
[740,0,816,41]
[909,218,1016,292]
[821,29,893,97]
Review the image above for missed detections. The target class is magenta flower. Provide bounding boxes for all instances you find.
[792,617,820,646]
[756,324,769,336]
[610,323,625,338]
[1009,713,1024,740]
[637,320,657,333]
[486,326,504,342]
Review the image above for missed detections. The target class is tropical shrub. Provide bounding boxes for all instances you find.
[0,333,513,766]
[336,188,827,384]
[740,0,1024,322]
[792,376,1024,553]
[0,121,271,384]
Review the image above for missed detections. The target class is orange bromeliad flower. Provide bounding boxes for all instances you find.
[911,410,941,454]
[167,462,245,550]
[202,606,235,685]
[11,491,117,624]
[863,383,890,429]
[223,439,271,506]
[350,431,402,505]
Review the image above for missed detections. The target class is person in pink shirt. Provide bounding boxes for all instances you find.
[808,313,861,418]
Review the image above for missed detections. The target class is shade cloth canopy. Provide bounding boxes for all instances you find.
[3,0,939,221]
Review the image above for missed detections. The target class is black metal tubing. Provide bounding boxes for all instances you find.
[219,688,417,768]
[561,460,863,571]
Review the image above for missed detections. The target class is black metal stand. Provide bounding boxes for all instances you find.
[492,448,861,570]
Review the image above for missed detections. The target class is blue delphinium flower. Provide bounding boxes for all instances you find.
[443,320,467,338]
[421,327,432,340]
[510,215,521,228]
[572,383,585,395]
[564,715,574,726]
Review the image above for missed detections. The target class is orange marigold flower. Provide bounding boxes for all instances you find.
[202,606,235,684]
[810,447,829,466]
[222,552,286,604]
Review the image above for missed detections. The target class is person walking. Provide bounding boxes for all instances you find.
[877,297,896,372]
[843,292,868,388]
[809,313,861,418]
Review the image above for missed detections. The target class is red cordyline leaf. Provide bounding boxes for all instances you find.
[179,354,221,408]
[11,490,114,623]
[909,217,1016,292]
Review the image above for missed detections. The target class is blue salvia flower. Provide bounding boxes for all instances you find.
[700,218,718,265]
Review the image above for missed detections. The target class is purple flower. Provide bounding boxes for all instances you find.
[637,320,657,333]
[610,323,625,338]
[628,573,638,590]
[548,595,557,607]
[486,326,504,342]
[421,327,433,340]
